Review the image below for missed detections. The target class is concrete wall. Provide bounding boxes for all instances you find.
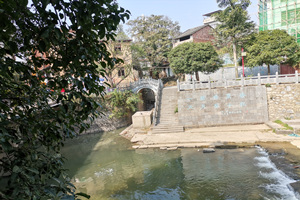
[132,111,153,128]
[266,84,300,120]
[178,86,269,127]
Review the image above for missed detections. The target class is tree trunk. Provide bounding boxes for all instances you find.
[268,64,270,75]
[233,42,238,78]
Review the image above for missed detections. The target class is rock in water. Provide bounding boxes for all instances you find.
[203,148,215,153]
[167,147,178,151]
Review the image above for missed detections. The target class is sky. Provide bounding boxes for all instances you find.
[117,0,259,34]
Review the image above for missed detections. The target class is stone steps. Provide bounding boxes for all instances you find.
[153,87,183,134]
[152,125,184,133]
[282,119,300,125]
[281,119,300,133]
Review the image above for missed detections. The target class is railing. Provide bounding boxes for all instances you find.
[177,71,299,91]
[152,79,163,126]
[105,78,161,94]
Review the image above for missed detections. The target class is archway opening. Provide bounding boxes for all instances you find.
[137,88,156,111]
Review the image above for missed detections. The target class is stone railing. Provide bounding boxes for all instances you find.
[178,71,299,91]
[152,79,163,126]
[105,78,161,94]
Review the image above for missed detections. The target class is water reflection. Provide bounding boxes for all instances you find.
[62,129,297,200]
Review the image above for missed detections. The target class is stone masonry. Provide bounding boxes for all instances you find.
[267,84,300,120]
[178,86,269,127]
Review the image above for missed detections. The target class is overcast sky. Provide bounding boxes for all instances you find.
[117,0,259,33]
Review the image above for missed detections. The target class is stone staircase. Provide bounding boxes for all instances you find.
[282,119,300,134]
[151,87,184,134]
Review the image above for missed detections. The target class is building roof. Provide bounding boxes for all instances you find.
[175,24,211,39]
[203,10,221,17]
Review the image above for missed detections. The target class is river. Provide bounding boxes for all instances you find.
[62,128,299,200]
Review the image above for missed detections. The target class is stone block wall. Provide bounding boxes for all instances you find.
[266,84,300,120]
[84,111,129,134]
[178,86,269,127]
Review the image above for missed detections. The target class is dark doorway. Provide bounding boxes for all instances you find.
[138,88,155,111]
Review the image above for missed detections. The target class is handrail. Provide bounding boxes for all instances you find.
[152,79,163,126]
[105,77,160,94]
[178,71,299,91]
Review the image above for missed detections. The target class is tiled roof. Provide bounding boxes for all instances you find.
[175,24,210,39]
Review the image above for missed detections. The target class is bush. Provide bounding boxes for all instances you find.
[107,90,141,119]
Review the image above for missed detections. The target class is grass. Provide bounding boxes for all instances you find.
[223,64,235,68]
[274,120,294,130]
[265,83,271,87]
[174,106,178,113]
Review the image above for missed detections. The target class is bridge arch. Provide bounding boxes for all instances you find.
[132,85,158,96]
[130,78,161,95]
[129,79,161,111]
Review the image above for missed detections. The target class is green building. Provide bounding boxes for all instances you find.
[259,0,300,44]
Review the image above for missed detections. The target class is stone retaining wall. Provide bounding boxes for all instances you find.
[266,84,300,120]
[178,86,269,127]
[83,111,129,134]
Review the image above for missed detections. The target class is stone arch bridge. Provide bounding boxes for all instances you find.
[106,78,163,125]
[106,78,163,95]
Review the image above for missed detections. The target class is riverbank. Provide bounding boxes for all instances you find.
[121,124,300,149]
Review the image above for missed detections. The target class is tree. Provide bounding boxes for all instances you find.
[127,15,180,77]
[168,42,223,77]
[214,0,255,77]
[0,0,129,199]
[245,30,300,75]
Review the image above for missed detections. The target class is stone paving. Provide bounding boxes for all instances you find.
[127,124,300,149]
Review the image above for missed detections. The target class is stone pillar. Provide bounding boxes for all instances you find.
[241,74,244,87]
[132,111,153,128]
[192,78,195,91]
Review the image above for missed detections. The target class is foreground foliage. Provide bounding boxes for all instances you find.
[0,0,129,199]
[168,42,222,77]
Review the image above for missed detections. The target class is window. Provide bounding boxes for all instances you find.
[179,35,190,42]
[114,44,121,52]
[118,68,125,77]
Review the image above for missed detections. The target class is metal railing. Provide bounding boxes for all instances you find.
[177,71,299,91]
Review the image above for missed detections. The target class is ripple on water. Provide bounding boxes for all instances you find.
[255,147,298,200]
[62,132,299,200]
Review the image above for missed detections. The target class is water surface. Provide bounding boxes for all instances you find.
[62,129,298,200]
